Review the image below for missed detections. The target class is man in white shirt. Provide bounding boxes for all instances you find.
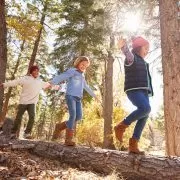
[0,65,50,139]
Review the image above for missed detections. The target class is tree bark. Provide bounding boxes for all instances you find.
[0,139,179,180]
[103,35,115,149]
[11,143,35,150]
[0,0,7,117]
[0,40,25,122]
[159,0,180,156]
[1,117,14,138]
[27,2,47,74]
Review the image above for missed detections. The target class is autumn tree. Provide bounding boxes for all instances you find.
[159,0,180,156]
[0,0,47,121]
[0,0,7,119]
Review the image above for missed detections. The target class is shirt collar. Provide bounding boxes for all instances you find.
[75,68,84,74]
[29,74,39,79]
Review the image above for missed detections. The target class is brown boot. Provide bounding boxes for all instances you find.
[65,128,75,146]
[52,121,66,141]
[114,121,129,142]
[129,138,145,155]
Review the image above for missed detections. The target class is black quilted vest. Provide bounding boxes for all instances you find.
[124,54,153,96]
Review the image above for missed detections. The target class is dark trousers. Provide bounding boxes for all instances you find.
[12,104,36,134]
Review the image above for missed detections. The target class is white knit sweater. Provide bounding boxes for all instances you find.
[3,76,49,104]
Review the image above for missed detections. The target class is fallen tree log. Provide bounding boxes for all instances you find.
[0,139,180,180]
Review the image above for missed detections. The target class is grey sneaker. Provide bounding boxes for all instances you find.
[23,133,33,139]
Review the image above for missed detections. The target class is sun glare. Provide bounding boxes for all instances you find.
[123,12,141,32]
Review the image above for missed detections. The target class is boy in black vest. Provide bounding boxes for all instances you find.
[114,37,153,155]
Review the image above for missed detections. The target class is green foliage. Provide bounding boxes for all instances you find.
[52,0,105,64]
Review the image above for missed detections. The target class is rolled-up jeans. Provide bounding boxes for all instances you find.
[123,90,151,140]
[65,95,82,129]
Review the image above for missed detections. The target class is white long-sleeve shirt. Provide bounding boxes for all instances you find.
[3,76,49,104]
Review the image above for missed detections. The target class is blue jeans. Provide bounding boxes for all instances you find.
[66,95,82,129]
[124,90,151,140]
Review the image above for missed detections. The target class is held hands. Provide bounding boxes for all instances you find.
[45,82,52,89]
[52,85,61,91]
[46,82,61,90]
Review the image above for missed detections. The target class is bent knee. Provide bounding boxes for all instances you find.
[141,105,151,114]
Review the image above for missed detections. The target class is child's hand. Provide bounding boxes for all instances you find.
[46,83,61,90]
[53,85,61,90]
[118,38,126,49]
[45,82,52,89]
[95,96,103,107]
[0,83,4,88]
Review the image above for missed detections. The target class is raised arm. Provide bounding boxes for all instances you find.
[51,68,75,85]
[118,39,134,65]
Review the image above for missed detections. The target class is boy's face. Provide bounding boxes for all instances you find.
[31,69,39,78]
[140,44,149,58]
[77,61,89,72]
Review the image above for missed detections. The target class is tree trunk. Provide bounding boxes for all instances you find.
[0,0,7,118]
[27,2,47,74]
[80,20,88,56]
[0,40,25,122]
[0,138,179,180]
[1,117,14,138]
[103,35,115,149]
[159,0,180,156]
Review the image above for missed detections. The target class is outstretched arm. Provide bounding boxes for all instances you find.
[2,77,25,88]
[50,68,75,85]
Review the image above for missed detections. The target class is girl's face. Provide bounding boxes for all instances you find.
[77,61,89,72]
[139,44,149,58]
[31,69,39,78]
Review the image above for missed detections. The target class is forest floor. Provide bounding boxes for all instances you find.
[0,147,122,180]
